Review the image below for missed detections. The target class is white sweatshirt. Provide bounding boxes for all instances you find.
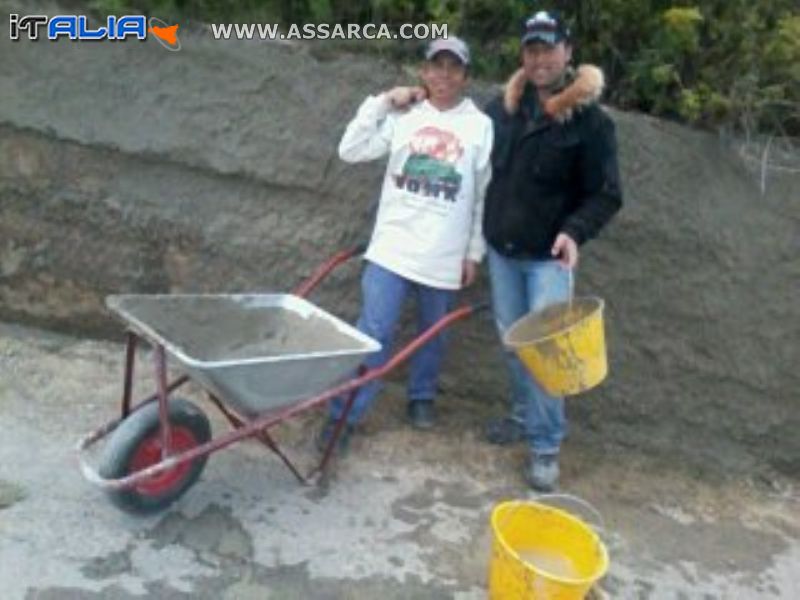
[339,94,493,290]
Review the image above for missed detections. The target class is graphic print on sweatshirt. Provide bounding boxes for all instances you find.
[392,126,464,212]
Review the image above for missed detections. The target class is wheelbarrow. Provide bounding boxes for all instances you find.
[77,245,484,514]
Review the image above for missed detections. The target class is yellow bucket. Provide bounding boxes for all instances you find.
[489,501,609,599]
[503,297,607,396]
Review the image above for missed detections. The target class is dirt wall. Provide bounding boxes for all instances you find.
[1,8,797,475]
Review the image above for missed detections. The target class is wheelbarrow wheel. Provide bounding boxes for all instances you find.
[99,398,211,514]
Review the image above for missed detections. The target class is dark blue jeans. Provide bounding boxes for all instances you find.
[329,261,454,424]
[487,247,571,455]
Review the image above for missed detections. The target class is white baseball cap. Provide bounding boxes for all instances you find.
[425,36,470,65]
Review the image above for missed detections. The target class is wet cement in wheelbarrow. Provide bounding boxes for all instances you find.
[123,297,364,362]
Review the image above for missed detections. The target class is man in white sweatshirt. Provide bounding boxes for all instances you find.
[318,36,493,450]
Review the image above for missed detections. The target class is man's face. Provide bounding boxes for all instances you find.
[420,52,468,106]
[522,41,572,89]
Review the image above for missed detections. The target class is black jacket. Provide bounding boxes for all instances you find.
[483,67,623,259]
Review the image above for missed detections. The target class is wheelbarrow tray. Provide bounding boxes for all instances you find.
[106,293,380,416]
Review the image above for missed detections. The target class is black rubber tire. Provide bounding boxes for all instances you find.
[98,398,211,515]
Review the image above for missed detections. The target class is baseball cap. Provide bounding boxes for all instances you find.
[521,10,570,46]
[425,36,470,65]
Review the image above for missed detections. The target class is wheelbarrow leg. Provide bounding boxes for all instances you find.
[121,331,137,418]
[119,331,191,422]
[154,344,173,460]
[207,394,308,485]
[314,374,360,477]
[258,430,307,485]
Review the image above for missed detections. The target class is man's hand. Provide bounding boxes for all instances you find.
[461,259,478,287]
[384,86,427,110]
[551,233,579,269]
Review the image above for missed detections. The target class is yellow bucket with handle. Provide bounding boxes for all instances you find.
[489,497,609,599]
[503,296,607,396]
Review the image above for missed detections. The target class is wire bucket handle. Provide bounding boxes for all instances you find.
[531,493,606,537]
[567,267,575,302]
[498,492,608,546]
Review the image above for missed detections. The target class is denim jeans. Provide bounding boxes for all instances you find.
[487,247,572,455]
[329,261,454,425]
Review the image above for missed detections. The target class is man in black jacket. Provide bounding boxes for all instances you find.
[483,10,622,491]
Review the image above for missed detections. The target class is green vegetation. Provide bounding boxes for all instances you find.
[85,0,799,134]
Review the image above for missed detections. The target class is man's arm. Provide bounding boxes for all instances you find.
[338,94,395,163]
[339,87,425,163]
[466,119,493,264]
[560,110,623,245]
[461,119,493,286]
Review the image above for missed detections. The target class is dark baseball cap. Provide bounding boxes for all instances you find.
[521,10,570,46]
[425,36,470,65]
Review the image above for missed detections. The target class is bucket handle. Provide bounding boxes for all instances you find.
[498,492,608,546]
[566,267,575,321]
[567,268,574,302]
[530,493,606,537]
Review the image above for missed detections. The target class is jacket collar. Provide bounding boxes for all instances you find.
[503,64,605,123]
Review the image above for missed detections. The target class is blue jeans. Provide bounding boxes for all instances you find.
[329,261,454,425]
[487,247,571,455]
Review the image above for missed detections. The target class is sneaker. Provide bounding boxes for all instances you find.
[315,418,354,454]
[528,454,560,492]
[485,417,526,446]
[407,400,436,430]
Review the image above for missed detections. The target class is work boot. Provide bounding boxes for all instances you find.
[485,417,526,446]
[528,453,560,492]
[315,418,354,454]
[407,400,436,430]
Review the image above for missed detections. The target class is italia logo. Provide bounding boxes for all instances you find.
[9,14,181,51]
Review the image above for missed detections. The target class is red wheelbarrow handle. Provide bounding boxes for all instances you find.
[376,301,488,374]
[293,242,368,298]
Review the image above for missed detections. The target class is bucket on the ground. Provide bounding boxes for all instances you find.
[503,297,607,396]
[489,500,608,599]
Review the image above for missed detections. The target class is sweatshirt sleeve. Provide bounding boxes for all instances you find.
[338,94,395,163]
[561,110,623,244]
[466,118,493,262]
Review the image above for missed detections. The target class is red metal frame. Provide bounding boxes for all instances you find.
[77,243,485,493]
[292,243,365,298]
[121,331,136,417]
